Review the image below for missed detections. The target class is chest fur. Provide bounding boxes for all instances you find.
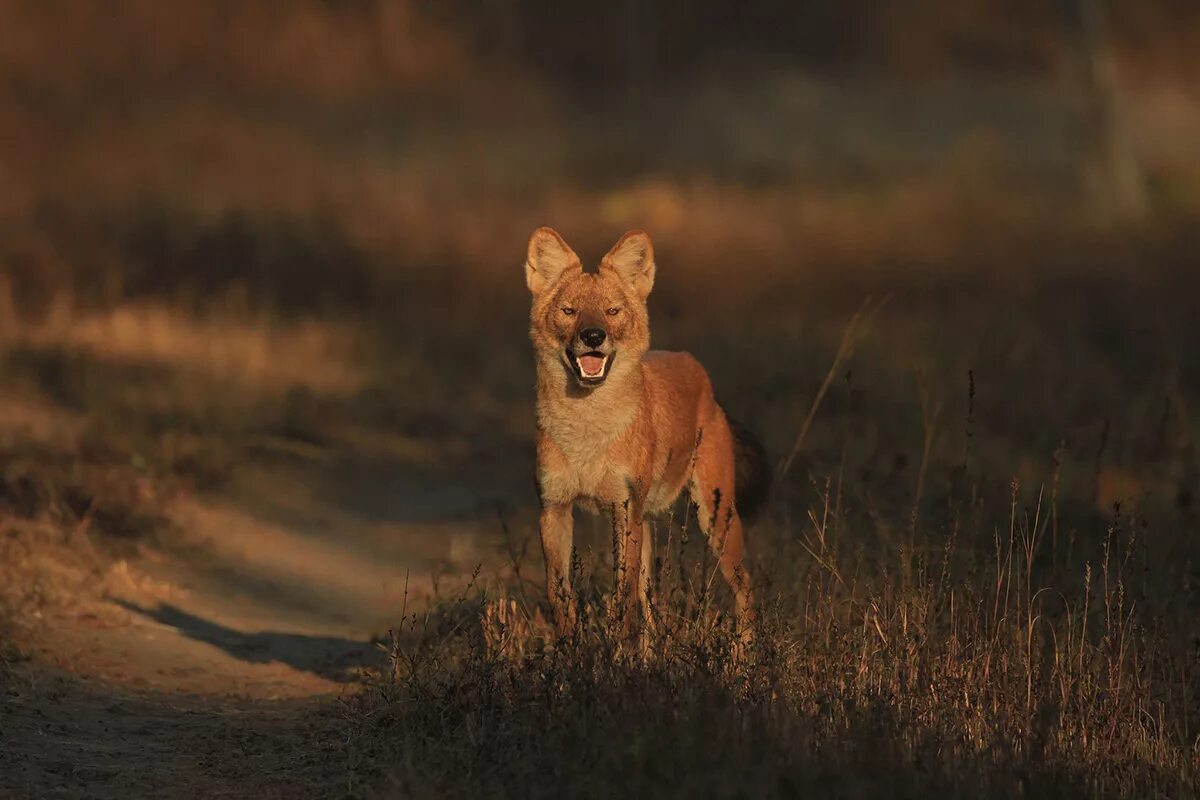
[536,379,648,498]
[538,407,634,500]
[536,399,696,517]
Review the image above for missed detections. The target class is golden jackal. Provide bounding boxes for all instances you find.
[525,227,768,638]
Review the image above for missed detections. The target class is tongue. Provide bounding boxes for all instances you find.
[579,354,605,376]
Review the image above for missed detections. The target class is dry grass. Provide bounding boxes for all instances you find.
[333,273,1200,799]
[0,299,371,557]
[349,478,1198,799]
[5,300,365,396]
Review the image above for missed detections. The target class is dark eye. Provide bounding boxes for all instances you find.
[561,307,577,316]
[605,307,621,316]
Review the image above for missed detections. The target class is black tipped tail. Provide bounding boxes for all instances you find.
[727,414,771,524]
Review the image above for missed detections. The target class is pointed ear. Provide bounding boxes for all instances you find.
[525,227,580,295]
[601,230,655,298]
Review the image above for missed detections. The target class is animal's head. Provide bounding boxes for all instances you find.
[525,227,655,390]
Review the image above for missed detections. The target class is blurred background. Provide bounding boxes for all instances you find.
[2,0,1199,315]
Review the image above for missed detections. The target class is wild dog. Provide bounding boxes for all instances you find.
[525,227,769,640]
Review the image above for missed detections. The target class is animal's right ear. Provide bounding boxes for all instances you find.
[525,227,580,295]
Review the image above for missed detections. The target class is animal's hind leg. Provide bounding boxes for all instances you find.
[640,520,653,625]
[688,417,756,632]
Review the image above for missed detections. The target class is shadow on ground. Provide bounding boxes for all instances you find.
[113,600,379,683]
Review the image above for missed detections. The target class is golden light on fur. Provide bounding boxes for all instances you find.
[526,227,766,640]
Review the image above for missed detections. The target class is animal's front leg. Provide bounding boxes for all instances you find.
[540,503,576,635]
[612,497,647,639]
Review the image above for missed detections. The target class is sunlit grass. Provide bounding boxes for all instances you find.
[352,470,1198,799]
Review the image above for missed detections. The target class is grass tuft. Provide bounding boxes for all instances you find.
[349,471,1199,799]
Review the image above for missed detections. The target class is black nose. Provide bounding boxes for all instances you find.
[580,328,606,348]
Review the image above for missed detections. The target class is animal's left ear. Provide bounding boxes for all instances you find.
[601,230,655,298]
[526,227,581,295]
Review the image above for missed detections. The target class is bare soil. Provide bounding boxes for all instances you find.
[0,407,528,799]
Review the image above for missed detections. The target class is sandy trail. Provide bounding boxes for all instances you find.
[0,443,534,798]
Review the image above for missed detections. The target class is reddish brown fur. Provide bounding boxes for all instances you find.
[525,227,754,639]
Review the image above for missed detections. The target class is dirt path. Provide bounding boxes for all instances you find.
[0,442,535,798]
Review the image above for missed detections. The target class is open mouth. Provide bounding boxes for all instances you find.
[567,349,613,385]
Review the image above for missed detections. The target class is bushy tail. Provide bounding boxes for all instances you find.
[726,414,771,524]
